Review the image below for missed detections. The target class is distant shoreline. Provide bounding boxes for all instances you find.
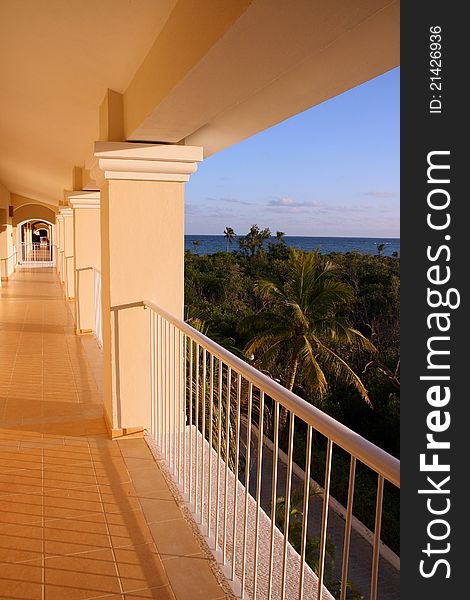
[185,234,400,257]
[186,234,400,239]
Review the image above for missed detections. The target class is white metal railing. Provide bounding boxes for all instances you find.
[18,242,54,267]
[94,268,103,347]
[142,300,399,600]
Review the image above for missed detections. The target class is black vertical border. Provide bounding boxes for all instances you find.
[401,4,466,598]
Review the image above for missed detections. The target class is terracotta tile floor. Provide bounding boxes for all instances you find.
[0,269,227,600]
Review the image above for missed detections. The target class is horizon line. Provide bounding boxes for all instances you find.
[185,234,400,239]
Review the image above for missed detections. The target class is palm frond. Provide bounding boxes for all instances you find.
[238,311,283,336]
[342,326,377,352]
[298,336,329,397]
[285,300,310,329]
[316,340,372,406]
[250,339,286,370]
[254,278,286,302]
[243,326,292,356]
[304,280,355,317]
[316,318,377,352]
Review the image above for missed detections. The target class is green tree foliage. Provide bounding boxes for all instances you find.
[238,224,271,256]
[184,244,399,452]
[184,238,400,555]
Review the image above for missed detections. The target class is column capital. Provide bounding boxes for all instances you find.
[67,191,100,209]
[93,142,203,183]
[59,207,73,217]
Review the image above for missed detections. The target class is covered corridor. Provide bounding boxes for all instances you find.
[0,2,400,597]
[0,268,227,600]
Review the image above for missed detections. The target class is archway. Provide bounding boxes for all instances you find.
[12,202,57,227]
[17,218,55,266]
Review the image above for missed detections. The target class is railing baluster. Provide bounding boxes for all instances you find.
[207,353,214,539]
[231,372,242,581]
[298,424,313,599]
[281,411,295,600]
[171,324,176,475]
[195,342,200,515]
[188,338,193,506]
[157,315,162,448]
[340,456,356,600]
[252,390,265,599]
[167,323,171,467]
[153,312,157,439]
[317,439,333,598]
[200,348,207,523]
[267,400,280,600]
[241,381,253,598]
[150,310,155,439]
[166,321,171,464]
[180,331,185,489]
[163,320,168,461]
[222,365,232,564]
[215,359,223,550]
[370,475,385,600]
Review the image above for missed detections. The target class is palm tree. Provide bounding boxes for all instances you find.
[375,242,389,257]
[275,230,285,243]
[223,226,236,252]
[192,239,200,254]
[238,224,271,257]
[241,250,375,431]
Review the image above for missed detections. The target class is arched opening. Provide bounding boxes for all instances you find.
[17,218,55,265]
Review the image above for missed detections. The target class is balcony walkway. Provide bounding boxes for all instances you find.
[0,269,228,600]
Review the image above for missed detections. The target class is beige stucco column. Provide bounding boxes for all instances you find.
[0,184,13,283]
[60,208,75,299]
[0,208,14,281]
[56,214,64,281]
[68,192,101,336]
[94,142,203,436]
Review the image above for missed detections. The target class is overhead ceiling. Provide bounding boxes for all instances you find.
[1,0,399,208]
[0,0,176,205]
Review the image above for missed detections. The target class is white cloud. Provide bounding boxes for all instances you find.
[267,197,321,213]
[206,196,253,206]
[364,190,397,199]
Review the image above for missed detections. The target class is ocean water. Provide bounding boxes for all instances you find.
[185,235,400,257]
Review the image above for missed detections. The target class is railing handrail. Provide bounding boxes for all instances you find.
[0,251,16,262]
[143,299,400,487]
[76,265,101,274]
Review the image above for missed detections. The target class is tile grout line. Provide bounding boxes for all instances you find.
[4,272,27,432]
[41,442,45,600]
[88,442,125,600]
[41,299,45,600]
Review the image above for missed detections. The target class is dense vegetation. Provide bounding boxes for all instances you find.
[184,229,400,557]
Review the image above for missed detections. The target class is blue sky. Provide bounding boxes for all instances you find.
[185,67,399,237]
